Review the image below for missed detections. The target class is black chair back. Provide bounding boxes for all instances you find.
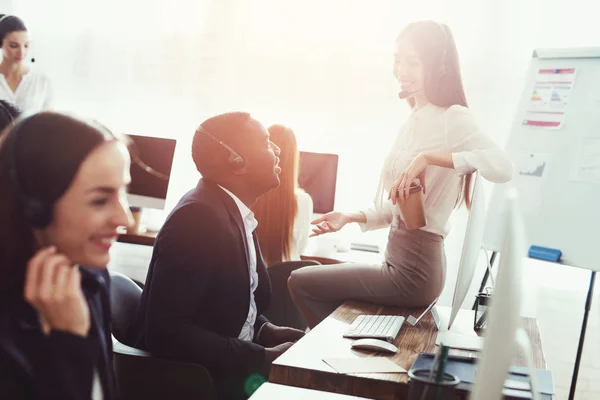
[264,260,320,331]
[109,271,142,347]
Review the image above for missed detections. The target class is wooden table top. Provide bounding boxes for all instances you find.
[117,230,157,246]
[270,300,546,400]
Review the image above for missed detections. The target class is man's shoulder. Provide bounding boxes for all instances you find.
[158,183,229,236]
[170,185,225,219]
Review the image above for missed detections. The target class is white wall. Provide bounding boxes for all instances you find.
[8,0,600,296]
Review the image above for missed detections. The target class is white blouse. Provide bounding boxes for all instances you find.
[0,69,53,113]
[360,104,514,238]
[290,190,313,260]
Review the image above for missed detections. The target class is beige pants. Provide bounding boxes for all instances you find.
[288,217,446,323]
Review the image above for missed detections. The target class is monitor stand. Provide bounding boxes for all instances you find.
[129,207,146,234]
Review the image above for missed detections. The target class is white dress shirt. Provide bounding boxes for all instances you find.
[290,190,313,260]
[361,104,514,237]
[0,68,53,113]
[217,185,259,341]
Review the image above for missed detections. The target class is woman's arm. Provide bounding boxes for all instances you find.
[445,105,514,183]
[389,107,514,203]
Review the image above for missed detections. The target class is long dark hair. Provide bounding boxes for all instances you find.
[0,112,118,291]
[0,15,27,47]
[397,20,472,208]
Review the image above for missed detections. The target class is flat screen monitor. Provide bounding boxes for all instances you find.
[127,134,176,210]
[298,151,338,214]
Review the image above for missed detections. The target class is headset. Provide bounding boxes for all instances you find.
[0,14,36,63]
[6,115,133,228]
[196,125,245,169]
[437,22,449,77]
[6,114,53,228]
[398,22,449,101]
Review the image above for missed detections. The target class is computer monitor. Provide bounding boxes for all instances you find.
[448,172,486,330]
[471,187,528,400]
[298,151,338,214]
[127,134,177,210]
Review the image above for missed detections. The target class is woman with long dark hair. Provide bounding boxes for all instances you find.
[289,21,514,328]
[0,112,133,399]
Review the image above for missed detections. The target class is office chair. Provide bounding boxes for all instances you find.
[109,271,218,400]
[264,260,321,331]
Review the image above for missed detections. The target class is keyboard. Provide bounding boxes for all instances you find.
[343,315,405,343]
[350,242,380,253]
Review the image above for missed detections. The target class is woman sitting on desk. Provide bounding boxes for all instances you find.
[0,112,133,399]
[0,15,53,112]
[253,124,313,266]
[288,21,514,329]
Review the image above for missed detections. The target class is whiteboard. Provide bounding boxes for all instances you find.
[483,47,600,271]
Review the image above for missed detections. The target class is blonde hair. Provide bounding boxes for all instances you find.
[252,124,300,266]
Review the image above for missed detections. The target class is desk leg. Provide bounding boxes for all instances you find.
[472,251,497,310]
[569,270,596,400]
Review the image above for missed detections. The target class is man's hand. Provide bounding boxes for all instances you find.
[264,342,294,364]
[257,323,305,347]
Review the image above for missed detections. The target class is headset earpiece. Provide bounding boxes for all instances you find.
[229,154,245,169]
[7,115,54,229]
[196,125,246,170]
[21,194,52,228]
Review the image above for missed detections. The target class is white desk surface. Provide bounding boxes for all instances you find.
[250,383,371,399]
[301,226,388,265]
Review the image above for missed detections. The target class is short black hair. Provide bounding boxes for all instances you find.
[192,112,251,177]
[0,100,22,134]
[0,15,27,47]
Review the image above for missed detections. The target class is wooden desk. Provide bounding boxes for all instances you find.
[251,383,370,399]
[117,230,157,246]
[270,300,547,400]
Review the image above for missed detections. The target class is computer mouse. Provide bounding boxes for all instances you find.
[350,338,398,354]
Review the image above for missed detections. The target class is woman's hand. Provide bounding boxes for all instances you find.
[310,212,350,237]
[23,246,91,337]
[389,153,429,205]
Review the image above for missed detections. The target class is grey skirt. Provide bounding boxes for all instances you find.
[288,216,446,322]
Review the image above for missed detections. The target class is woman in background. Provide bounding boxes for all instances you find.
[288,21,514,328]
[253,124,313,266]
[0,112,133,399]
[0,15,53,112]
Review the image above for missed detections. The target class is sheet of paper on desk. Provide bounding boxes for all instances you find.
[436,331,484,351]
[323,357,407,374]
[434,306,483,350]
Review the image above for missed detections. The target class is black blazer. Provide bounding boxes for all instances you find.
[136,179,272,395]
[0,267,115,400]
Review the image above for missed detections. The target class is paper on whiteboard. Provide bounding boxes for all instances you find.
[523,68,576,129]
[513,153,551,215]
[571,137,600,184]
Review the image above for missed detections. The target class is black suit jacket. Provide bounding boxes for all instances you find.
[136,179,271,396]
[0,267,115,400]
